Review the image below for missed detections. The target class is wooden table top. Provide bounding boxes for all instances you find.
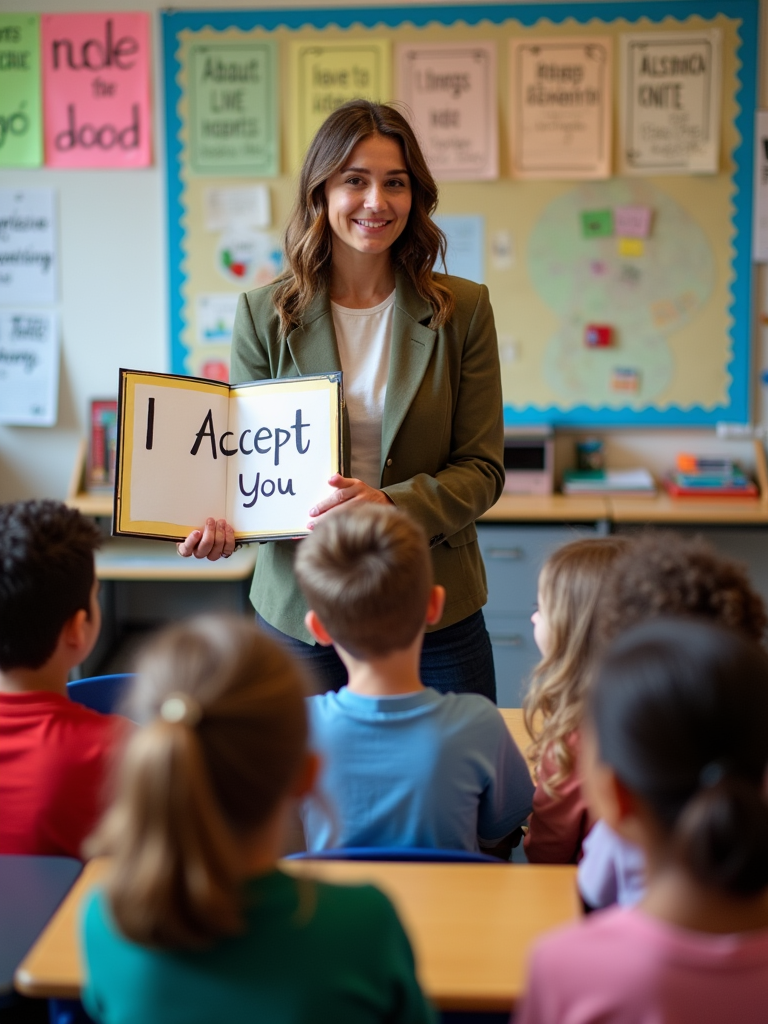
[16,857,578,1012]
[499,707,532,771]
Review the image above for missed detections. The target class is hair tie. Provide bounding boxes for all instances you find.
[160,693,202,727]
[699,761,725,789]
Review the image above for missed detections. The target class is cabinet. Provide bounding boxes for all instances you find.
[478,523,605,706]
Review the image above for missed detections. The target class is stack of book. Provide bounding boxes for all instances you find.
[562,468,656,497]
[663,455,759,499]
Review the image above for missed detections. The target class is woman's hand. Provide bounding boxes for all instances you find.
[177,518,236,560]
[307,473,392,529]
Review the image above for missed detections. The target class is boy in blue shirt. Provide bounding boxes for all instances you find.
[294,504,533,856]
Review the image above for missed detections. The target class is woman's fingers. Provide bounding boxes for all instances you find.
[309,475,360,518]
[176,518,232,560]
[177,529,202,558]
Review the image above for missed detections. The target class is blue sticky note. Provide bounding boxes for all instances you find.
[434,214,485,283]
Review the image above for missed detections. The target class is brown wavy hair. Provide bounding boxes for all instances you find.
[523,537,628,796]
[595,531,768,647]
[272,99,454,337]
[86,616,308,949]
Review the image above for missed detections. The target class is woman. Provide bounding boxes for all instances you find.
[179,100,504,699]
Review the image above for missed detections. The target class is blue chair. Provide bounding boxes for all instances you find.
[286,847,502,863]
[66,673,135,717]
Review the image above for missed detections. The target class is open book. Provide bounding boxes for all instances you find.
[114,369,342,543]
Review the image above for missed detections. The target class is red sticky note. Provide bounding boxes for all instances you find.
[584,324,613,348]
[42,13,152,168]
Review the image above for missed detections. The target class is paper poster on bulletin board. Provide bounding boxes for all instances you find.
[162,1,757,426]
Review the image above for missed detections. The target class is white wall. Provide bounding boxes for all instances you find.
[0,0,766,500]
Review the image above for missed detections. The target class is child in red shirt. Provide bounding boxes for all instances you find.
[0,500,125,858]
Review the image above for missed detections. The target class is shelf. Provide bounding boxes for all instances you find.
[481,493,610,522]
[95,537,257,582]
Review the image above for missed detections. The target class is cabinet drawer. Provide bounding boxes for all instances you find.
[479,524,599,615]
[486,613,539,708]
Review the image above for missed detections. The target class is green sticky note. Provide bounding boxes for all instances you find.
[581,209,614,239]
[0,14,42,167]
[188,41,279,177]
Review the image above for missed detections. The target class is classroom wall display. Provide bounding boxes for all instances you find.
[0,309,59,426]
[41,12,152,169]
[162,1,757,426]
[754,111,768,263]
[509,37,612,180]
[396,41,498,180]
[0,188,57,305]
[620,30,721,175]
[187,40,278,177]
[0,14,43,168]
[289,39,391,171]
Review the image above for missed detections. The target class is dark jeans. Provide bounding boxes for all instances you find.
[255,609,497,703]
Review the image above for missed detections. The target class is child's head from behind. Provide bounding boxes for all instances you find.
[597,531,767,647]
[587,618,768,899]
[524,536,627,789]
[0,500,101,672]
[295,504,436,660]
[90,615,310,948]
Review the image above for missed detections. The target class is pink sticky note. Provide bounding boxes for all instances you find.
[42,13,151,168]
[614,205,652,239]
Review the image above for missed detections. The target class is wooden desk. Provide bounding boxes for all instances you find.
[482,493,610,523]
[15,857,579,1013]
[1,856,81,1005]
[499,708,531,767]
[95,537,257,583]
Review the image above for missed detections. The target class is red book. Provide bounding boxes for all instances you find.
[663,477,759,499]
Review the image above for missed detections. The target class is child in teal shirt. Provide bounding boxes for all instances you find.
[80,615,433,1024]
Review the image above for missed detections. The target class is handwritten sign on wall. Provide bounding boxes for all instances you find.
[289,40,391,170]
[620,30,722,175]
[0,188,57,305]
[396,42,498,181]
[41,12,151,169]
[510,38,612,180]
[188,41,278,177]
[0,309,59,426]
[0,14,42,168]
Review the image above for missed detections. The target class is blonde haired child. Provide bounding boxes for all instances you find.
[523,536,627,863]
[81,615,433,1024]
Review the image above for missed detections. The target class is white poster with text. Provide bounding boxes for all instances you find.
[396,42,498,181]
[0,188,57,304]
[510,38,612,180]
[0,309,59,426]
[620,30,721,175]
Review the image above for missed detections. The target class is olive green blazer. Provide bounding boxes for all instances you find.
[230,272,505,643]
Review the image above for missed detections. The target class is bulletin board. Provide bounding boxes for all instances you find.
[162,1,758,426]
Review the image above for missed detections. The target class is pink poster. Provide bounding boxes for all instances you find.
[42,12,151,169]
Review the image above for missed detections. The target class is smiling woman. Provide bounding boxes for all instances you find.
[178,100,505,700]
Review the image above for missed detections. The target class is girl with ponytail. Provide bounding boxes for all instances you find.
[517,618,768,1024]
[80,615,433,1024]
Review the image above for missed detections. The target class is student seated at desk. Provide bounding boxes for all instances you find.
[516,619,768,1024]
[81,616,434,1024]
[523,537,627,864]
[578,531,768,911]
[0,500,126,858]
[294,504,533,856]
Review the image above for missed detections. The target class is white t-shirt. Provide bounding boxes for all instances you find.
[331,289,395,488]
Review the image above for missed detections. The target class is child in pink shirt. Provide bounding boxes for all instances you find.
[516,617,768,1024]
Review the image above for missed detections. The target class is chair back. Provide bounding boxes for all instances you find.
[286,847,501,863]
[66,673,135,717]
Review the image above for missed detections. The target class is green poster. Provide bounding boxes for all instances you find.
[188,41,278,176]
[0,14,42,168]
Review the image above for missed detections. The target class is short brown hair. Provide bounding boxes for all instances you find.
[87,615,308,949]
[294,504,433,659]
[597,531,768,647]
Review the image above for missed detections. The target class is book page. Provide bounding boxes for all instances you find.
[126,380,228,532]
[225,378,339,537]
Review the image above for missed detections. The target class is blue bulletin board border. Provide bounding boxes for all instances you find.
[162,0,759,427]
